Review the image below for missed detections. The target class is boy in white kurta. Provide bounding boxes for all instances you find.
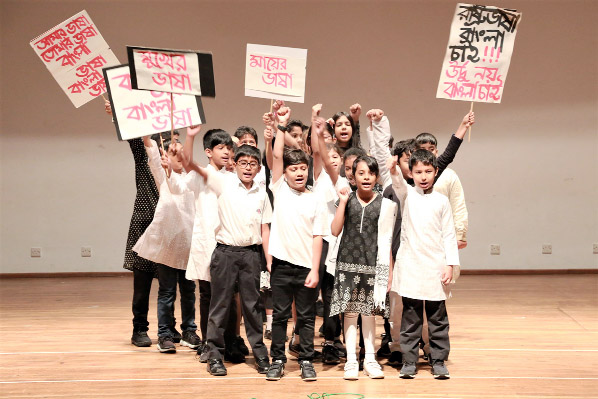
[389,149,459,380]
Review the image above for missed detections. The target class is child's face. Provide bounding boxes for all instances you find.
[344,155,357,185]
[226,154,235,172]
[334,116,352,146]
[323,131,335,144]
[354,161,377,193]
[206,144,231,169]
[167,142,184,172]
[328,149,342,172]
[235,155,260,185]
[398,152,411,179]
[284,162,308,191]
[238,134,257,147]
[289,126,303,148]
[411,161,438,191]
[418,142,438,156]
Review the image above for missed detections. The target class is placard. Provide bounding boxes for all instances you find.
[103,65,206,141]
[127,46,215,97]
[30,10,119,108]
[436,3,522,103]
[245,44,307,103]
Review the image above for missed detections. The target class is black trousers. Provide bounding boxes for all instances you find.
[400,297,450,363]
[199,279,238,343]
[132,269,154,332]
[206,244,268,360]
[270,258,319,362]
[317,241,341,341]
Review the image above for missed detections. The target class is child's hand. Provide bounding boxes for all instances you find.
[262,112,275,128]
[276,105,291,125]
[266,261,272,273]
[104,100,112,116]
[263,126,274,142]
[337,186,350,203]
[349,103,362,121]
[312,117,326,137]
[187,125,201,137]
[304,269,319,288]
[442,265,454,285]
[160,151,172,172]
[462,111,475,128]
[326,117,335,128]
[386,156,399,176]
[272,100,284,113]
[232,136,240,145]
[458,240,467,249]
[311,103,322,122]
[366,109,384,123]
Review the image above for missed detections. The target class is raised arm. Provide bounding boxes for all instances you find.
[269,101,291,184]
[388,156,408,205]
[366,109,392,189]
[436,112,475,175]
[182,125,201,173]
[311,104,324,180]
[331,187,350,236]
[263,125,274,170]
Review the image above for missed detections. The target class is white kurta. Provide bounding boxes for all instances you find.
[133,141,196,270]
[391,172,459,301]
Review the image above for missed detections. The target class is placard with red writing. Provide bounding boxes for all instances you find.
[127,46,215,97]
[103,65,206,141]
[245,44,307,103]
[30,10,119,108]
[436,3,522,103]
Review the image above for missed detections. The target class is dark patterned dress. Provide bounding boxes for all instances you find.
[123,138,160,273]
[330,192,389,317]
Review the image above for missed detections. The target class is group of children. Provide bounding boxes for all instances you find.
[108,99,474,382]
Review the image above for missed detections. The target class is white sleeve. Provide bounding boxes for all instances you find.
[312,194,331,237]
[441,198,460,266]
[205,168,226,197]
[391,171,409,208]
[145,140,166,189]
[261,196,273,225]
[369,116,393,189]
[448,173,468,242]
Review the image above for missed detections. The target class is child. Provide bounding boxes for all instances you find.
[183,128,243,361]
[330,104,362,151]
[263,103,329,382]
[185,144,272,376]
[133,131,201,353]
[330,153,397,380]
[389,150,459,379]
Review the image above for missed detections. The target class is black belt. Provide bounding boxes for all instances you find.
[216,243,260,252]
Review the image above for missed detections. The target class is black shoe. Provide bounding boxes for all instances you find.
[288,343,300,358]
[266,360,285,380]
[399,362,417,379]
[377,341,391,358]
[313,349,323,362]
[157,336,176,353]
[318,323,324,337]
[131,331,152,347]
[255,357,270,374]
[322,343,340,365]
[236,336,249,356]
[170,327,182,343]
[299,360,317,381]
[387,351,403,366]
[334,338,347,358]
[207,359,227,376]
[197,342,209,363]
[264,329,272,340]
[181,330,201,349]
[358,348,365,371]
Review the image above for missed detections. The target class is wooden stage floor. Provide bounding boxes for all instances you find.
[0,274,596,398]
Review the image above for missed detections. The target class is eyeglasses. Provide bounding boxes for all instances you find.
[237,160,259,169]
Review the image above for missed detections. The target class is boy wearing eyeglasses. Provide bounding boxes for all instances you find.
[184,144,272,376]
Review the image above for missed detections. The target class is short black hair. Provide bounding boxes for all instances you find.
[234,144,261,163]
[283,148,309,169]
[287,119,306,133]
[342,147,366,162]
[409,149,438,170]
[414,132,437,147]
[234,126,258,145]
[203,129,233,150]
[150,131,180,152]
[392,138,416,158]
[325,142,342,155]
[352,155,379,177]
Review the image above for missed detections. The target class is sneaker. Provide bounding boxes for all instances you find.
[255,357,270,374]
[131,331,152,347]
[157,336,176,353]
[431,360,450,379]
[334,338,347,358]
[198,343,209,363]
[170,327,182,343]
[299,360,317,381]
[322,343,340,365]
[181,330,201,349]
[343,360,359,380]
[266,360,285,381]
[207,359,227,376]
[363,360,384,379]
[399,362,416,379]
[387,351,403,367]
[264,329,272,340]
[236,336,249,356]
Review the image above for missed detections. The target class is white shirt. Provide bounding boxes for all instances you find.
[206,168,272,246]
[268,177,330,269]
[391,172,459,301]
[434,167,468,242]
[185,164,228,281]
[133,141,195,270]
[313,171,339,276]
